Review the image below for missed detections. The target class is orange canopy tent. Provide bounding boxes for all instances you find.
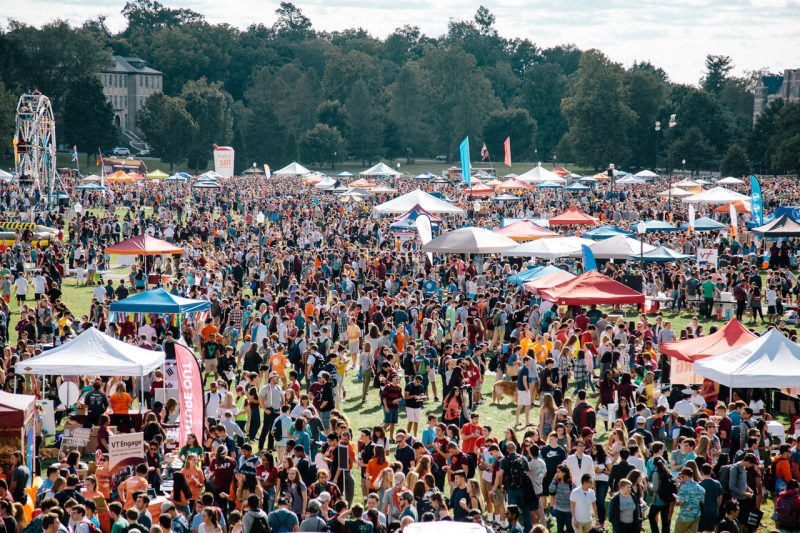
[106,170,134,183]
[714,201,751,213]
[127,172,146,181]
[539,270,645,305]
[661,319,757,362]
[493,220,560,241]
[105,234,184,255]
[523,269,576,294]
[349,178,376,188]
[549,207,599,226]
[495,178,532,191]
[464,183,495,197]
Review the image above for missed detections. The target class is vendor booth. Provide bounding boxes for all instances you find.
[0,391,36,491]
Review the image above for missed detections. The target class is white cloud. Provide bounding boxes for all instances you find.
[3,0,799,83]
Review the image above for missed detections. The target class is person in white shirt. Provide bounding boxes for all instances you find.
[569,473,597,532]
[32,272,47,299]
[92,281,106,303]
[565,441,595,485]
[138,322,157,343]
[13,274,27,305]
[673,389,697,419]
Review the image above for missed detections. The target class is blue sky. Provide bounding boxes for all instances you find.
[4,0,799,84]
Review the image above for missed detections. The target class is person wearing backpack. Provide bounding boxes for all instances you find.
[267,496,299,533]
[769,444,794,494]
[729,454,757,531]
[647,457,677,533]
[491,442,532,532]
[774,479,800,532]
[243,495,270,533]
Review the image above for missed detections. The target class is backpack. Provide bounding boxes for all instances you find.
[505,454,529,490]
[718,464,734,493]
[249,512,270,533]
[764,457,787,493]
[317,337,331,357]
[492,309,502,327]
[775,492,800,529]
[575,404,596,432]
[310,352,326,376]
[657,473,678,503]
[271,417,283,442]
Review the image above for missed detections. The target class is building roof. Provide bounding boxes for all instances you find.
[101,55,162,75]
[762,74,784,95]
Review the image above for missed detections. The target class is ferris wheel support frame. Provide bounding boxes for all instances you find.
[13,91,59,209]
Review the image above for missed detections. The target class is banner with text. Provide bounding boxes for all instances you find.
[697,248,718,267]
[175,342,204,447]
[213,145,235,178]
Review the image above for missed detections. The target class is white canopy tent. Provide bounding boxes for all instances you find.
[517,163,565,183]
[616,175,646,185]
[314,177,338,190]
[360,162,401,176]
[673,178,701,188]
[718,176,745,185]
[635,170,659,178]
[502,236,593,260]
[682,186,750,204]
[0,169,12,181]
[15,327,165,377]
[693,328,800,388]
[373,189,464,214]
[657,187,694,198]
[575,235,657,260]
[274,162,312,177]
[422,227,518,254]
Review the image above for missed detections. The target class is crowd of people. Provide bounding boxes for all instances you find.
[1,170,800,533]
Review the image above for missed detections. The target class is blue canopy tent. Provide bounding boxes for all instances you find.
[640,220,679,232]
[629,245,693,262]
[76,183,107,191]
[109,288,211,325]
[413,172,435,181]
[507,265,568,286]
[538,180,564,189]
[583,225,634,240]
[565,183,590,191]
[679,216,727,231]
[746,206,800,228]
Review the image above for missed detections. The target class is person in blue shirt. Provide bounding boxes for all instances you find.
[674,468,705,532]
[421,415,438,454]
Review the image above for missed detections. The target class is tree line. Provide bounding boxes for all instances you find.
[0,1,798,174]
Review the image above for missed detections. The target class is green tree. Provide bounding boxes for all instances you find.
[701,55,733,96]
[623,69,667,168]
[345,80,384,165]
[772,134,800,173]
[421,46,500,160]
[242,69,288,169]
[138,93,197,171]
[180,78,233,170]
[719,144,749,177]
[322,49,384,104]
[60,76,119,164]
[316,100,348,136]
[0,81,17,159]
[299,123,346,168]
[770,103,800,173]
[518,63,568,160]
[482,108,536,162]
[541,45,582,75]
[669,127,714,174]
[389,62,430,162]
[122,0,203,36]
[749,99,784,173]
[561,50,636,168]
[272,2,314,40]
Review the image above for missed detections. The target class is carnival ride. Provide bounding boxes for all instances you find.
[13,91,62,208]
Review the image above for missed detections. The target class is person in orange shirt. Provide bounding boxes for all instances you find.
[109,382,134,432]
[269,349,288,387]
[201,317,219,343]
[364,444,391,492]
[181,453,205,503]
[117,463,149,509]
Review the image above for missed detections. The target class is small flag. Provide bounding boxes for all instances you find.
[459,137,471,187]
[96,149,103,167]
[729,202,738,237]
[480,143,489,161]
[503,137,511,167]
[71,146,78,163]
[750,174,763,225]
[688,204,695,233]
[582,244,597,272]
[12,137,18,164]
[264,164,271,179]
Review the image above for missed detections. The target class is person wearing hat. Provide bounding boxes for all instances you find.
[266,496,299,533]
[299,500,327,531]
[674,467,706,533]
[673,388,698,419]
[382,471,406,523]
[630,416,654,446]
[160,501,190,533]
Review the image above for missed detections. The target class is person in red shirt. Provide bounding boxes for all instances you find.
[460,413,482,478]
[445,442,471,484]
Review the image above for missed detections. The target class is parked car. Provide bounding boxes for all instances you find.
[112,146,131,156]
[137,149,151,157]
[435,154,448,161]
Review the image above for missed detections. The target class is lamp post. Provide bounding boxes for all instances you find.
[667,114,677,206]
[682,159,686,178]
[654,121,661,172]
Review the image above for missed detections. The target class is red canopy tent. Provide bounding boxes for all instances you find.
[0,391,35,426]
[538,270,645,305]
[523,269,576,294]
[553,165,571,177]
[661,319,756,362]
[494,220,560,241]
[0,391,36,484]
[549,207,599,226]
[105,234,184,256]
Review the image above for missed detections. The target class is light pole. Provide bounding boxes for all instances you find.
[256,211,265,269]
[637,221,647,261]
[667,114,677,206]
[682,158,686,178]
[654,121,661,172]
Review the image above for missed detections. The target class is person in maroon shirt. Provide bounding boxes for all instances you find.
[96,414,112,454]
[209,445,236,513]
[381,375,402,442]
[714,403,733,454]
[445,442,470,484]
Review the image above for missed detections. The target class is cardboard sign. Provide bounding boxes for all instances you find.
[60,427,91,455]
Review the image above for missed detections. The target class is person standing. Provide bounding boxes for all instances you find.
[570,474,597,533]
[674,467,706,533]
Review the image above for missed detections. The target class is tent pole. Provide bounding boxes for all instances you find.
[139,376,144,415]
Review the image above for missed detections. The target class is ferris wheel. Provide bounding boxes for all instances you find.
[13,91,58,207]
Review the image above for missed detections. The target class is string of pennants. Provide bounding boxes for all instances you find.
[109,310,209,326]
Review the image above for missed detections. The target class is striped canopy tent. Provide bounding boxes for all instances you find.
[552,166,571,177]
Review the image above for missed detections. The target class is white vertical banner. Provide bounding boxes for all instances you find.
[729,202,738,237]
[416,215,433,266]
[688,204,695,233]
[213,145,234,178]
